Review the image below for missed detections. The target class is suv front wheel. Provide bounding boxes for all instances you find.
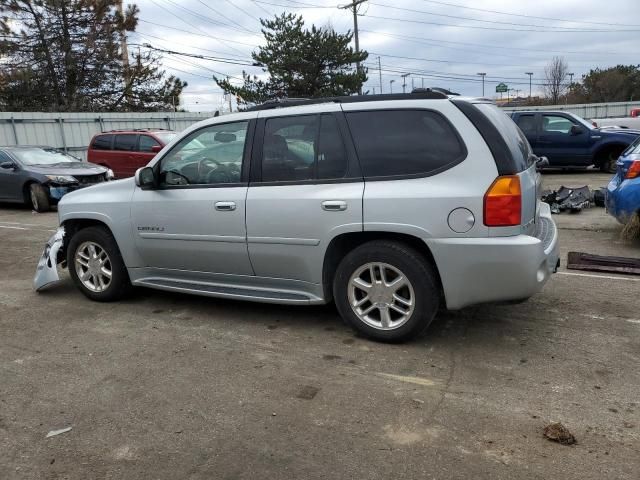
[67,226,132,302]
[333,241,440,342]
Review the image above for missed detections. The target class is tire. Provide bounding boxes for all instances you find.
[66,226,132,302]
[29,183,50,212]
[333,240,440,343]
[599,148,624,173]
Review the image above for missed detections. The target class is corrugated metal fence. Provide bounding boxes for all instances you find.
[502,100,640,119]
[0,111,215,160]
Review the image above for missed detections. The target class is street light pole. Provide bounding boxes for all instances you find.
[477,73,486,97]
[377,56,383,94]
[525,72,533,99]
[390,79,395,93]
[401,73,410,94]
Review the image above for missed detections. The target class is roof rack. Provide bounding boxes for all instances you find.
[103,128,173,133]
[246,90,448,111]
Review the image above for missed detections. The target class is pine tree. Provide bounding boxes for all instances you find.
[0,0,186,111]
[216,13,367,105]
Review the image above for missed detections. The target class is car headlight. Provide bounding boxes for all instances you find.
[106,169,115,180]
[46,175,77,184]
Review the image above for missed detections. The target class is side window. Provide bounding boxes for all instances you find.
[261,114,348,182]
[139,135,161,152]
[516,114,537,136]
[160,121,248,186]
[92,135,112,150]
[542,115,574,134]
[113,134,137,151]
[345,110,466,178]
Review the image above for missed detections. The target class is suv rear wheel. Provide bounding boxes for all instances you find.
[333,241,439,342]
[67,226,132,301]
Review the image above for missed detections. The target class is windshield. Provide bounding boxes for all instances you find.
[154,132,178,145]
[11,148,79,166]
[567,113,596,130]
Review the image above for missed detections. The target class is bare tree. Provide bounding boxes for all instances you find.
[544,56,569,105]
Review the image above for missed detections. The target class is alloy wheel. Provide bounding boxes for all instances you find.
[74,241,112,292]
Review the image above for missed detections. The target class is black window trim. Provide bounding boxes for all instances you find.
[343,107,468,182]
[249,111,362,186]
[91,133,114,151]
[151,119,256,190]
[113,133,139,152]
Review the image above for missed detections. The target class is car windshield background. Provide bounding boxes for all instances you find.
[568,113,596,130]
[11,148,78,165]
[261,114,348,182]
[345,110,466,177]
[159,121,248,186]
[154,132,177,145]
[476,104,534,171]
[542,115,576,134]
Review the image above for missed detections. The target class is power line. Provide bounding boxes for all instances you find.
[415,0,640,28]
[131,31,250,61]
[254,0,335,8]
[223,0,263,23]
[132,43,255,67]
[138,19,257,48]
[193,0,259,33]
[251,0,274,16]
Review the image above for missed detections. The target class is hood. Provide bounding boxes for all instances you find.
[58,177,135,211]
[597,127,640,137]
[27,162,107,177]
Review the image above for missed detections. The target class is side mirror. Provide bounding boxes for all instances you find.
[151,145,162,153]
[536,156,550,169]
[0,161,17,170]
[569,125,583,136]
[135,166,156,189]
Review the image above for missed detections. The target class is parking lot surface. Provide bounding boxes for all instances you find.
[1,170,639,479]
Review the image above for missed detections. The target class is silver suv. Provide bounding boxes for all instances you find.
[34,92,559,342]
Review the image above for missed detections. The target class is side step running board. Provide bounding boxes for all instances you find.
[133,277,321,304]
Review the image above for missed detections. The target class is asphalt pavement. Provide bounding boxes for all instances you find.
[1,170,638,479]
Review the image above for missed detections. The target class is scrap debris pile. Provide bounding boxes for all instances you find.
[541,186,606,214]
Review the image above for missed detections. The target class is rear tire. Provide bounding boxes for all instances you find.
[67,226,132,302]
[29,183,50,212]
[333,240,440,343]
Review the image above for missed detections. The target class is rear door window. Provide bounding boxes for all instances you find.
[139,135,161,152]
[345,110,466,178]
[114,134,138,151]
[92,135,112,150]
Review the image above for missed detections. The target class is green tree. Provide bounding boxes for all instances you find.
[569,65,640,103]
[0,0,186,111]
[216,13,367,105]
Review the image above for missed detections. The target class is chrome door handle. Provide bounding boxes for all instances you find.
[322,200,347,211]
[215,201,236,211]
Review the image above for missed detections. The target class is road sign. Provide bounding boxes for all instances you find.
[496,83,508,93]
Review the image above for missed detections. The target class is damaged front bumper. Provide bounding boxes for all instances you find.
[33,227,65,291]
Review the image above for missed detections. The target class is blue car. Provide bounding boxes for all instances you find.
[606,137,640,224]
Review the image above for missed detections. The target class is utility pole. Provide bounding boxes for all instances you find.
[340,0,367,95]
[116,0,130,103]
[477,72,486,96]
[568,72,574,85]
[421,78,424,88]
[566,73,574,105]
[525,72,533,100]
[401,73,410,94]
[227,77,232,112]
[389,79,395,93]
[377,56,382,94]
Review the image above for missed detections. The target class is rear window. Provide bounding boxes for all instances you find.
[345,110,466,178]
[92,135,112,150]
[114,134,137,151]
[476,104,534,171]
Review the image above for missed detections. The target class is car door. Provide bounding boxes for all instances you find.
[245,108,364,284]
[113,134,139,178]
[137,134,162,169]
[0,150,23,201]
[130,119,255,276]
[537,113,591,165]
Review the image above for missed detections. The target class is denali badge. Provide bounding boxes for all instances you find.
[137,226,165,232]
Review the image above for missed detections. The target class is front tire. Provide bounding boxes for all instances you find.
[599,148,624,173]
[29,183,50,212]
[333,241,440,342]
[67,226,132,301]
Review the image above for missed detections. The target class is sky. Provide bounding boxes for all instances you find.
[131,0,640,111]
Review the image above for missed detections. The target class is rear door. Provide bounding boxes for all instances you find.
[0,150,23,201]
[113,134,139,178]
[245,107,363,283]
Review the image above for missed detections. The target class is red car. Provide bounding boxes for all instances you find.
[87,129,177,178]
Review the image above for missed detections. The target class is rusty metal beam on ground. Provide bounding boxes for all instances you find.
[567,251,640,276]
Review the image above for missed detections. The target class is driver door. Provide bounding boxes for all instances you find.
[130,118,255,276]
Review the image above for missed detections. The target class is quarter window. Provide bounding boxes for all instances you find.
[92,135,112,150]
[345,110,466,178]
[139,135,161,152]
[113,134,137,151]
[261,114,348,182]
[160,121,248,186]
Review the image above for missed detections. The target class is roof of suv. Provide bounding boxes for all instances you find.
[95,129,176,135]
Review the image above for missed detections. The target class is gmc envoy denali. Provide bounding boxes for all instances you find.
[34,91,559,342]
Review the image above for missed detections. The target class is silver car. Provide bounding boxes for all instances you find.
[34,92,559,342]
